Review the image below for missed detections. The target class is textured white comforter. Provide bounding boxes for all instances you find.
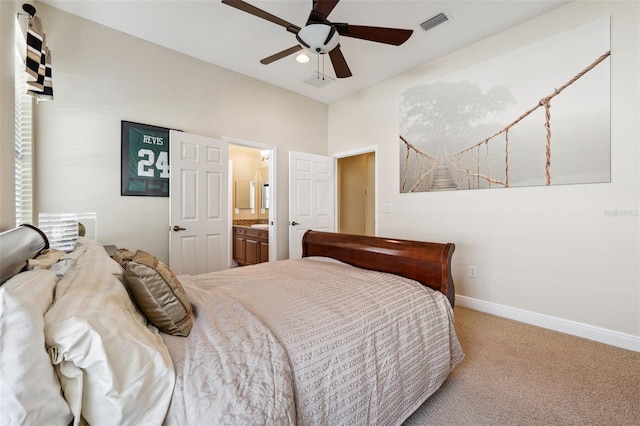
[162,257,463,426]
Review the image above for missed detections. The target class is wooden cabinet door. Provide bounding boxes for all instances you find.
[259,241,269,263]
[245,239,259,264]
[233,234,246,264]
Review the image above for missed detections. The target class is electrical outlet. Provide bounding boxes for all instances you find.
[468,265,477,278]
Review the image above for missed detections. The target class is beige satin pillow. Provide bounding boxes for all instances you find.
[123,250,193,336]
[112,248,135,268]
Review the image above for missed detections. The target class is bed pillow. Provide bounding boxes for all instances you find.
[123,250,193,337]
[44,241,175,426]
[0,270,73,426]
[112,247,135,268]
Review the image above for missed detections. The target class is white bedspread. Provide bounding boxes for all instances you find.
[162,257,463,426]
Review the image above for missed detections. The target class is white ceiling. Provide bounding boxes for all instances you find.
[39,0,569,104]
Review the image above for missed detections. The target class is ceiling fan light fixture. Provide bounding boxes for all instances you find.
[221,0,412,78]
[296,24,339,54]
[296,53,310,63]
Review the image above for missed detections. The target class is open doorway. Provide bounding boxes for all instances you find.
[228,141,276,265]
[337,151,375,236]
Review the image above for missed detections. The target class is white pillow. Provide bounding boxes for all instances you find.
[0,269,73,426]
[44,241,175,426]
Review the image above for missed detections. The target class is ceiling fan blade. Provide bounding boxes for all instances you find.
[328,45,352,78]
[222,0,301,33]
[313,0,340,20]
[335,24,413,46]
[260,45,303,65]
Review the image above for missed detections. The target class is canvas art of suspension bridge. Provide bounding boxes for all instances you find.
[399,18,611,193]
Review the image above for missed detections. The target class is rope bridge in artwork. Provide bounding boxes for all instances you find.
[400,51,610,192]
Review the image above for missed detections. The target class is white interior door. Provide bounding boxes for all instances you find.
[170,130,228,275]
[288,151,335,258]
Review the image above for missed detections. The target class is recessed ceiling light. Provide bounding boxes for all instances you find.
[296,53,310,63]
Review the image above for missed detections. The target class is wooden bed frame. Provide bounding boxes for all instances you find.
[0,225,455,306]
[302,230,456,307]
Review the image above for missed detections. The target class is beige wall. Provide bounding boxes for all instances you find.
[25,2,327,262]
[0,1,18,230]
[329,1,639,342]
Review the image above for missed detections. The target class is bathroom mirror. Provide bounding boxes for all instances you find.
[235,180,255,209]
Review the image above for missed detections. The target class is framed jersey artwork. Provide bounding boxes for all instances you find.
[121,120,170,197]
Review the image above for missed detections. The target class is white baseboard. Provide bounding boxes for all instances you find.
[455,295,640,352]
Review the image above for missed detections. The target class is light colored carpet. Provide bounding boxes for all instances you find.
[403,307,640,425]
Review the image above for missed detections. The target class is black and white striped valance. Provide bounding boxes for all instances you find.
[25,16,53,101]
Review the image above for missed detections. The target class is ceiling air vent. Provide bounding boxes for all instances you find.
[420,12,449,32]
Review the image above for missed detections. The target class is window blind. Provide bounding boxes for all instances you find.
[15,22,33,226]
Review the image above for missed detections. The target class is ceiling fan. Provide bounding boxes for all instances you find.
[221,0,414,78]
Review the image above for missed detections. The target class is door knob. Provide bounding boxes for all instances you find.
[290,221,300,226]
[173,225,186,232]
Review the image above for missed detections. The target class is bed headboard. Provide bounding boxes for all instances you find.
[0,224,49,284]
[301,230,456,307]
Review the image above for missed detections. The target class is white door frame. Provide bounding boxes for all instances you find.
[332,145,378,236]
[223,136,277,264]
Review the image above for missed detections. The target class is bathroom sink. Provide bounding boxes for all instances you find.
[250,224,269,230]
